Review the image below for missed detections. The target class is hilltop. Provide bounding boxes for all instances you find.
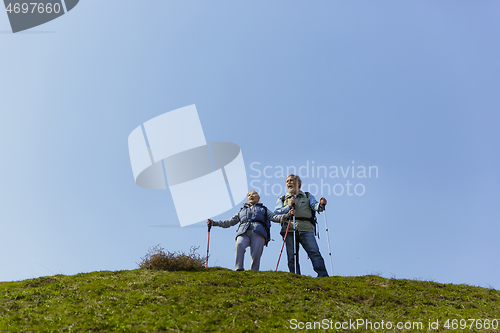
[1,268,499,332]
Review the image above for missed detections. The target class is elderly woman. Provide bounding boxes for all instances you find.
[207,190,294,271]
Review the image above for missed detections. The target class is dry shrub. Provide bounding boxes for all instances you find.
[138,245,206,271]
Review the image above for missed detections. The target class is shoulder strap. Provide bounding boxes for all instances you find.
[304,192,318,238]
[262,206,271,246]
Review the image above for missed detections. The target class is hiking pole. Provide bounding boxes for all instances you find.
[292,200,298,274]
[323,208,334,275]
[205,223,212,268]
[275,217,292,271]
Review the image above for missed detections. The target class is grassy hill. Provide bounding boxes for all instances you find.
[1,268,499,332]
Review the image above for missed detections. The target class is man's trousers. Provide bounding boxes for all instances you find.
[285,231,329,277]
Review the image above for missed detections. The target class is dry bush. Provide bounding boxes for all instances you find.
[138,245,206,271]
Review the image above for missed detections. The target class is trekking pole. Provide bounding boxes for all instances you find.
[292,200,297,274]
[205,223,212,268]
[275,217,292,271]
[323,208,334,275]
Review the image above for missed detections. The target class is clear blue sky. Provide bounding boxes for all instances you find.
[1,1,499,288]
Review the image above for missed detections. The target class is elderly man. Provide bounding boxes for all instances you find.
[207,190,294,271]
[274,174,329,277]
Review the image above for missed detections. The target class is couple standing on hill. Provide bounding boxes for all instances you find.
[206,174,329,277]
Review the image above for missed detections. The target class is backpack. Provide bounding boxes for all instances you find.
[279,192,319,238]
[262,206,272,246]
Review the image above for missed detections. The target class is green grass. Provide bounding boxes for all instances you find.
[1,268,499,332]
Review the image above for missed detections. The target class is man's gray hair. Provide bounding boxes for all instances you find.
[286,174,302,189]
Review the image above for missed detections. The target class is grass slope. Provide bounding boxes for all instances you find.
[1,268,499,332]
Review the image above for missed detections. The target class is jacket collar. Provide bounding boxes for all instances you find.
[284,190,305,199]
[243,202,263,208]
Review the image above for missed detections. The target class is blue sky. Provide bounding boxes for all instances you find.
[1,1,499,288]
